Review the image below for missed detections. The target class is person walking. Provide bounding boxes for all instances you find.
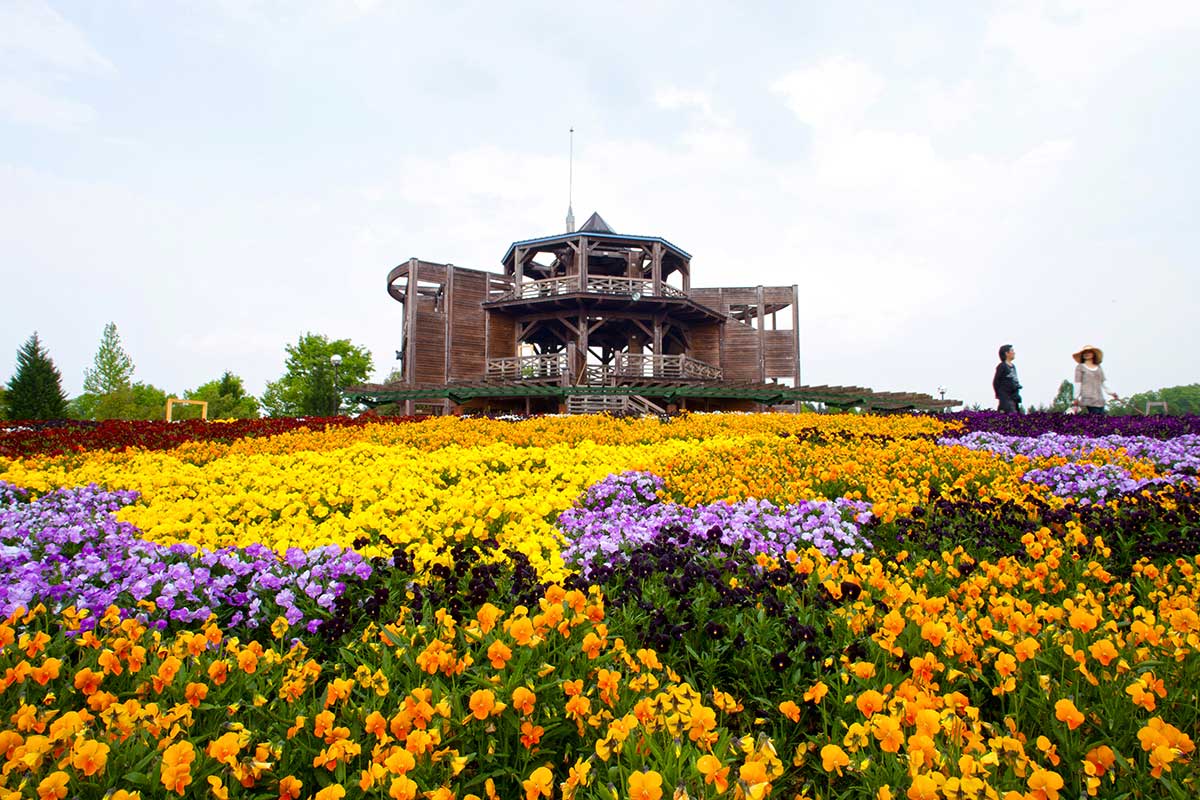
[1072,345,1118,414]
[993,344,1022,413]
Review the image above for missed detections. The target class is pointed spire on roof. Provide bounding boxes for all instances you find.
[579,212,613,233]
[565,127,575,233]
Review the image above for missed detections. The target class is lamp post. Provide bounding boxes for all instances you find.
[330,353,343,416]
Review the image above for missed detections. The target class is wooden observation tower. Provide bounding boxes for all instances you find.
[352,214,957,415]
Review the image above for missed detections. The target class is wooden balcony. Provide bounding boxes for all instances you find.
[611,353,722,381]
[492,275,688,302]
[485,353,568,382]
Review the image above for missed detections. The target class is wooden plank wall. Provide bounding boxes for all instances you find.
[485,310,516,362]
[715,288,764,383]
[687,286,799,383]
[689,322,721,367]
[410,262,448,385]
[447,269,488,381]
[763,331,796,378]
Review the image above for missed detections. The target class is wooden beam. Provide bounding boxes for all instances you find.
[578,313,588,379]
[405,258,418,416]
[405,259,418,384]
[651,242,663,296]
[757,285,766,383]
[519,319,545,341]
[558,316,580,336]
[443,266,453,381]
[792,284,801,387]
[717,288,727,374]
[578,236,588,291]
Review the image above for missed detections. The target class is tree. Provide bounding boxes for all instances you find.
[261,333,373,417]
[1050,379,1074,413]
[7,333,69,420]
[1113,383,1200,416]
[182,371,260,419]
[75,324,171,420]
[83,323,135,397]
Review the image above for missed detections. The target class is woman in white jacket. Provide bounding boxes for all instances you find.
[1072,345,1118,415]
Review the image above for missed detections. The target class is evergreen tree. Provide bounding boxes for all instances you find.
[79,323,140,420]
[7,333,68,420]
[83,322,135,396]
[1050,379,1074,413]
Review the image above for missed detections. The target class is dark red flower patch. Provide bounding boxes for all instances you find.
[0,416,428,459]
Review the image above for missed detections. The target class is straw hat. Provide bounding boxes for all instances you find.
[1073,345,1103,364]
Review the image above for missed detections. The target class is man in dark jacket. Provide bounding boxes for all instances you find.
[993,344,1022,413]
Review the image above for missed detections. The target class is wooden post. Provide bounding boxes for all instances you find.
[651,243,663,296]
[484,281,491,365]
[404,258,418,416]
[792,284,801,388]
[578,313,588,382]
[756,285,766,383]
[514,247,524,286]
[444,266,453,382]
[717,288,727,376]
[579,237,589,291]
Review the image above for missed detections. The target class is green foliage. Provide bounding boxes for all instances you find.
[82,322,135,396]
[6,333,69,420]
[261,333,373,417]
[74,382,170,421]
[1112,383,1200,416]
[65,393,96,420]
[179,371,260,420]
[1050,379,1074,413]
[0,384,6,419]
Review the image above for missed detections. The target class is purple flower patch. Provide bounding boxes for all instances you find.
[559,472,873,576]
[0,480,371,634]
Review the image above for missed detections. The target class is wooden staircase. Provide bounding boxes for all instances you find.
[565,393,667,416]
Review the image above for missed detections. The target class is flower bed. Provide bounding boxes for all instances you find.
[0,412,1198,799]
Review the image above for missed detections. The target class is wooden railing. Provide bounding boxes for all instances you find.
[485,353,567,381]
[487,353,721,384]
[581,364,609,386]
[493,275,688,302]
[611,354,722,381]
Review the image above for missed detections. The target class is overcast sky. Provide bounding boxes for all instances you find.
[2,0,1197,410]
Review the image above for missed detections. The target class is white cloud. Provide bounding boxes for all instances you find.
[986,0,1200,84]
[0,0,114,73]
[770,56,884,130]
[0,78,95,129]
[654,86,728,127]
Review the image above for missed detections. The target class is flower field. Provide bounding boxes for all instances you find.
[1,411,1200,800]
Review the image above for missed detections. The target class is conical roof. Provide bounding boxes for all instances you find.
[578,212,613,233]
